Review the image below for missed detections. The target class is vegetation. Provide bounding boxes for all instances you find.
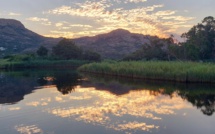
[123,38,172,61]
[37,46,48,57]
[52,38,83,60]
[0,54,88,70]
[123,16,215,62]
[0,38,102,70]
[181,16,215,60]
[52,38,101,61]
[78,61,215,83]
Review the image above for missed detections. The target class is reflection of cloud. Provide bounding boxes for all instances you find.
[55,96,64,102]
[110,121,159,132]
[26,101,40,107]
[26,97,51,107]
[15,124,43,134]
[69,95,92,100]
[46,88,191,133]
[8,107,21,111]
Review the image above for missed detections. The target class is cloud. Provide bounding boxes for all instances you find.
[27,17,48,22]
[114,0,147,3]
[161,16,195,21]
[45,0,194,38]
[127,0,147,3]
[70,24,92,28]
[8,12,21,16]
[26,17,52,25]
[155,10,176,16]
[55,22,64,27]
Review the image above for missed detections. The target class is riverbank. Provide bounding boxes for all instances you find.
[78,61,215,83]
[0,59,88,70]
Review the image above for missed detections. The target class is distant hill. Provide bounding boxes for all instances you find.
[0,19,168,59]
[0,18,60,57]
[73,29,157,59]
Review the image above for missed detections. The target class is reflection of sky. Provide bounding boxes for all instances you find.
[0,0,215,38]
[44,87,191,133]
[15,124,43,134]
[0,86,214,134]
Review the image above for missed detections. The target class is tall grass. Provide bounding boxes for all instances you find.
[78,61,215,83]
[0,59,88,70]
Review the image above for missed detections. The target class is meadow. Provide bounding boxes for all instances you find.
[78,61,215,83]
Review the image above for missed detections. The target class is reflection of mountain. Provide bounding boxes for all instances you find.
[81,73,215,116]
[0,70,80,104]
[1,69,215,116]
[0,74,37,104]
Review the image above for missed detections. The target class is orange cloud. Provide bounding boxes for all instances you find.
[45,0,194,38]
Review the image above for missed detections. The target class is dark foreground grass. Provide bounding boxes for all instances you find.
[78,61,215,83]
[0,59,88,70]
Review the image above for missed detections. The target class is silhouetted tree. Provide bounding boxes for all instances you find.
[52,38,82,60]
[181,16,215,60]
[37,46,48,57]
[83,50,101,61]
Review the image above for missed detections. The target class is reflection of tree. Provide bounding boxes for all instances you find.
[37,78,48,86]
[35,70,81,95]
[0,70,82,104]
[180,94,215,116]
[81,73,215,116]
[53,72,81,95]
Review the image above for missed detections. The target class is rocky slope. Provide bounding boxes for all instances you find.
[0,19,60,57]
[73,29,154,59]
[0,19,165,59]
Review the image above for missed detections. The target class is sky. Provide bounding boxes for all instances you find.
[0,0,214,39]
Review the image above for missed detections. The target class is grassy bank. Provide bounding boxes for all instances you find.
[0,59,88,70]
[78,61,215,83]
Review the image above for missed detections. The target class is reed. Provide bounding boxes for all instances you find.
[78,61,215,83]
[0,59,88,70]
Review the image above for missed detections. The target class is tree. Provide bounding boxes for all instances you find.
[37,46,48,57]
[83,50,101,61]
[52,38,82,60]
[181,16,215,60]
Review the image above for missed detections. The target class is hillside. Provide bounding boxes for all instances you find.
[0,19,168,59]
[0,19,60,57]
[74,29,155,59]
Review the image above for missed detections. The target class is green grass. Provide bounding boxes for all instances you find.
[78,61,215,83]
[0,59,88,70]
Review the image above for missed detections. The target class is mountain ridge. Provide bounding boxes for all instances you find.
[73,29,154,59]
[0,18,164,59]
[0,18,61,57]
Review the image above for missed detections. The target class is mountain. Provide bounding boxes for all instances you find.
[0,19,167,59]
[73,29,154,59]
[0,19,60,57]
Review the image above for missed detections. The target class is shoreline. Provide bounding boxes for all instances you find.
[78,61,215,83]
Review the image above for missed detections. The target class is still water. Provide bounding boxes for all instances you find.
[0,69,215,134]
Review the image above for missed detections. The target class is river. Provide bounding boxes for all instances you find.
[0,69,214,134]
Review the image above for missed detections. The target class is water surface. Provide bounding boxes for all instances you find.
[0,70,215,134]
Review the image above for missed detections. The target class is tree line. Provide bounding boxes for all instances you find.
[124,16,215,61]
[37,16,215,62]
[37,38,101,62]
